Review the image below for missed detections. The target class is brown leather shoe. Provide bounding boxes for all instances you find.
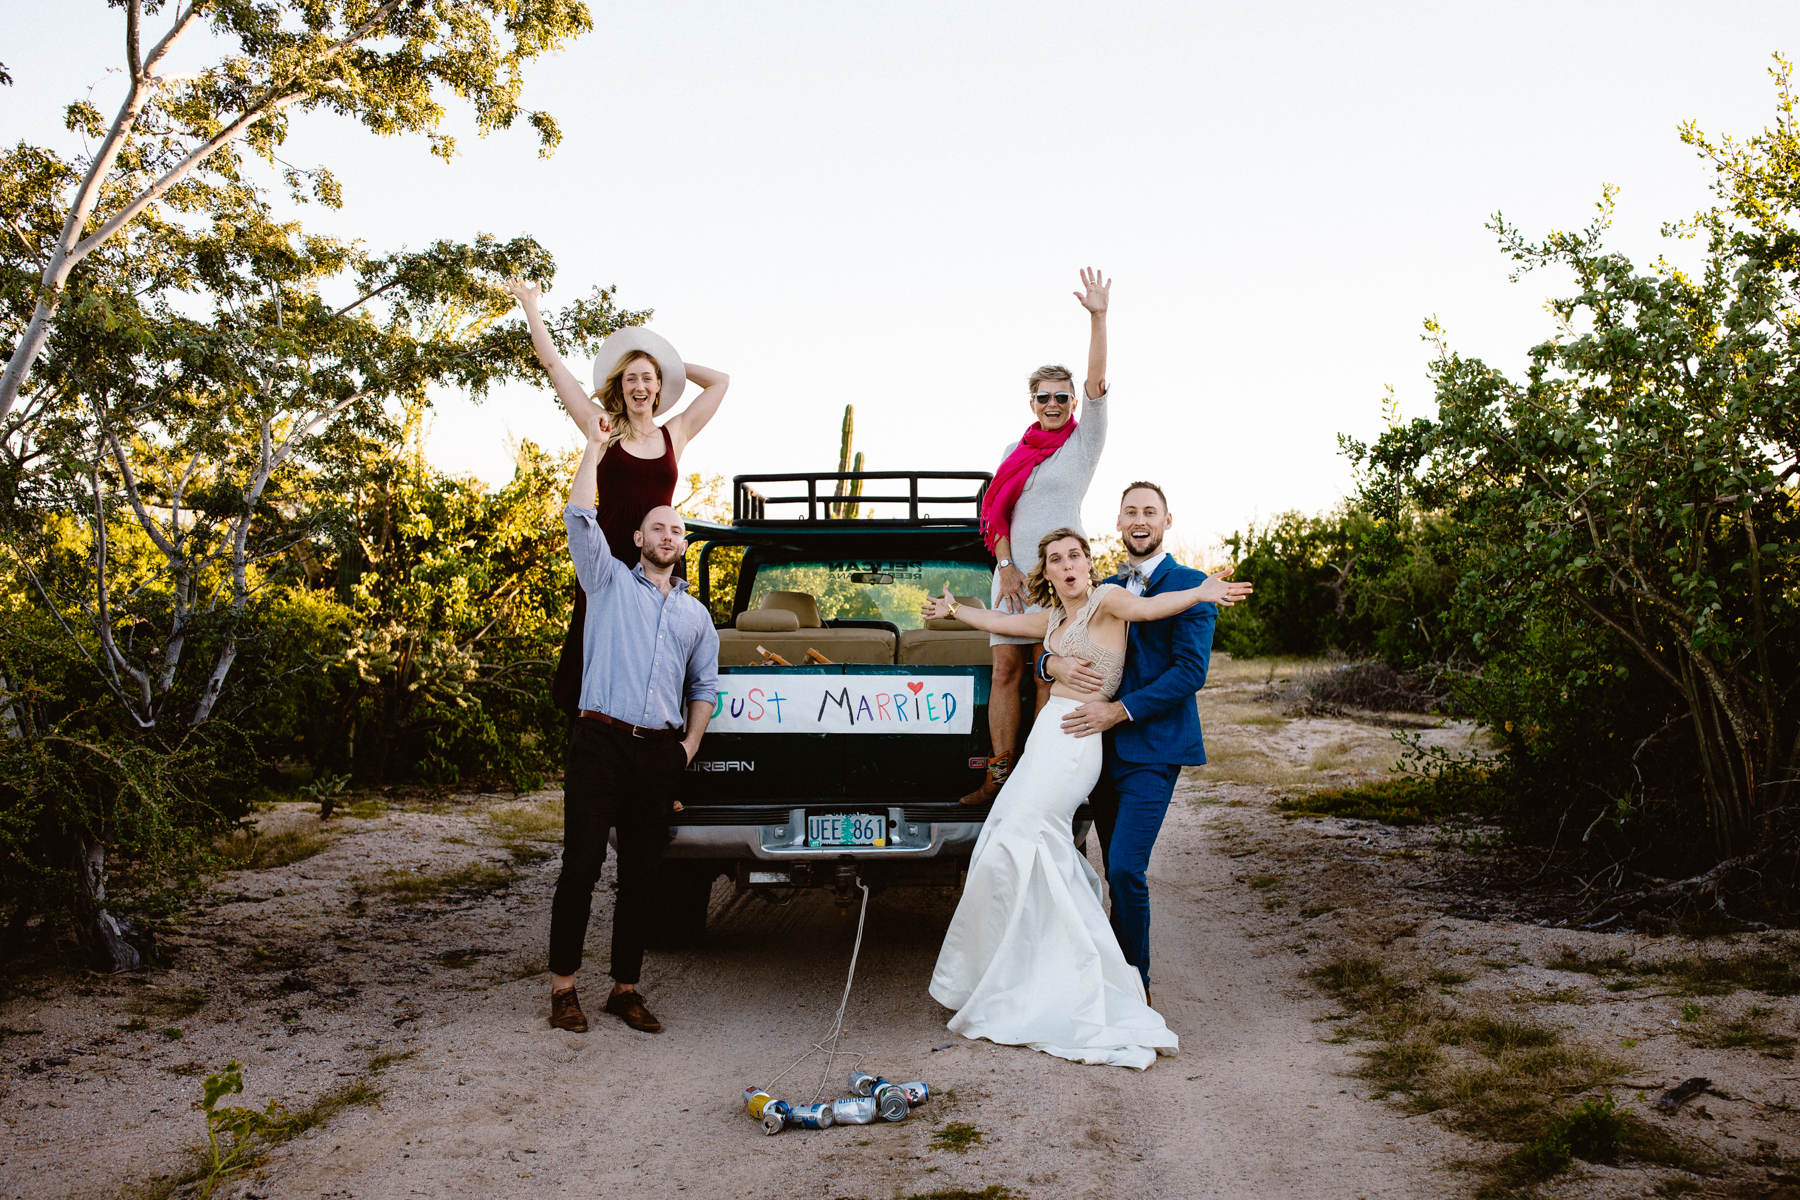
[958,753,1013,805]
[549,986,588,1032]
[604,989,663,1033]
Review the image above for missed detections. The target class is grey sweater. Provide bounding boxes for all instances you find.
[1000,390,1110,569]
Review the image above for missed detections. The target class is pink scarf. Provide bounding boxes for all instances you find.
[981,419,1078,554]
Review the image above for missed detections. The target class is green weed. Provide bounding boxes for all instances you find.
[928,1121,985,1152]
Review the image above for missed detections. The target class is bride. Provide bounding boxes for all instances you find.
[924,527,1251,1069]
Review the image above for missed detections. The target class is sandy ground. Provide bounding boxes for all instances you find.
[2,657,1795,1200]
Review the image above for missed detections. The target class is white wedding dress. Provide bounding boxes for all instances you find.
[929,586,1178,1069]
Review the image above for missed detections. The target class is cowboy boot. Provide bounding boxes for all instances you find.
[959,752,1013,806]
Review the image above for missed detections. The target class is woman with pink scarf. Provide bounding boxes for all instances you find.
[962,267,1111,805]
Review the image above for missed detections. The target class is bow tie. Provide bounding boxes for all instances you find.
[1125,565,1149,588]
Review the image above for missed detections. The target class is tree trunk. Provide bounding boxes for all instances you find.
[70,832,142,973]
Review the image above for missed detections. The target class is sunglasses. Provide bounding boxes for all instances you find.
[1032,392,1075,406]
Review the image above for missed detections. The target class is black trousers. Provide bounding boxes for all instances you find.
[548,718,686,982]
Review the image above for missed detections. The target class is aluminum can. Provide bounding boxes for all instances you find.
[761,1099,791,1135]
[830,1095,879,1125]
[742,1086,776,1121]
[895,1080,930,1108]
[848,1069,880,1097]
[872,1082,910,1123]
[787,1102,835,1130]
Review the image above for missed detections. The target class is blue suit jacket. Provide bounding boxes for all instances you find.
[1109,554,1215,766]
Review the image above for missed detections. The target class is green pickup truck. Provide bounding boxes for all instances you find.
[653,470,1016,943]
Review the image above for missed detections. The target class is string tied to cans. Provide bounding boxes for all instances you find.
[738,879,932,1135]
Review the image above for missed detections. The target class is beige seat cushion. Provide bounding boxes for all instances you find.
[759,590,822,628]
[715,628,898,666]
[898,629,991,666]
[736,609,800,633]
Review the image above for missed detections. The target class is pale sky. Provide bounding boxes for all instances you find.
[6,1,1796,553]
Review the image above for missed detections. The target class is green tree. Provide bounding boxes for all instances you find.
[0,0,592,422]
[0,0,633,968]
[1359,59,1800,876]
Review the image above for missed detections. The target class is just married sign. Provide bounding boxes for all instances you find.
[708,673,975,735]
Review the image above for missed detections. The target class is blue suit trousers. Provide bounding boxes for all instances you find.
[1091,758,1181,988]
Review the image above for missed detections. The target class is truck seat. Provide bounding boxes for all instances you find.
[897,596,991,665]
[717,591,897,665]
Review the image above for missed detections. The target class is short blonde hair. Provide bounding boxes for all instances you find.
[1026,526,1102,608]
[595,351,662,449]
[1026,364,1074,393]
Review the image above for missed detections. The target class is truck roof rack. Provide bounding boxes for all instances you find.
[732,471,990,527]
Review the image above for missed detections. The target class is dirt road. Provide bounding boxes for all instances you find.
[6,658,1793,1199]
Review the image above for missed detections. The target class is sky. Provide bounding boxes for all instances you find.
[5,1,1797,555]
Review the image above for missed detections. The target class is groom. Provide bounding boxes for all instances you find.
[1042,482,1216,1004]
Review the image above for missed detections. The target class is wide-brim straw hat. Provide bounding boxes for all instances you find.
[592,326,685,409]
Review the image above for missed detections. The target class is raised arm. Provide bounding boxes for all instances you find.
[923,585,1052,640]
[1073,266,1109,399]
[665,362,731,458]
[505,278,606,431]
[1098,567,1252,623]
[565,410,616,596]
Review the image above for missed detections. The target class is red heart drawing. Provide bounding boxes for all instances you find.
[906,681,925,694]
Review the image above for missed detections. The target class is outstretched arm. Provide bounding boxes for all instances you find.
[565,410,616,596]
[923,586,1051,640]
[1099,567,1251,623]
[1074,267,1109,399]
[665,362,730,458]
[505,279,605,431]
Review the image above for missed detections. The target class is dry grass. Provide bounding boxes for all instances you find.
[214,826,333,871]
[353,861,516,903]
[1545,945,1800,998]
[1303,952,1700,1192]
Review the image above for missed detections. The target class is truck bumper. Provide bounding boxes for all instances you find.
[663,805,985,860]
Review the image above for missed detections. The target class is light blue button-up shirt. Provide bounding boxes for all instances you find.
[565,505,720,729]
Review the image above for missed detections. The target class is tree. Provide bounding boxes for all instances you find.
[0,0,641,969]
[1359,58,1799,886]
[0,0,592,424]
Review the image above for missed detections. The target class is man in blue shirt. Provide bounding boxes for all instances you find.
[548,413,720,1035]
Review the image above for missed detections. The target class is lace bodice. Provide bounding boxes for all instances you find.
[1043,584,1125,700]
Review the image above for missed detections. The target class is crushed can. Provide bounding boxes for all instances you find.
[742,1086,777,1121]
[848,1069,880,1097]
[787,1102,835,1129]
[830,1095,879,1125]
[761,1099,791,1135]
[894,1081,930,1108]
[871,1081,910,1123]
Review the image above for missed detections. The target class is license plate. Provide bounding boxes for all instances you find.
[807,813,887,848]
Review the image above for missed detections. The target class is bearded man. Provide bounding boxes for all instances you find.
[547,412,719,1035]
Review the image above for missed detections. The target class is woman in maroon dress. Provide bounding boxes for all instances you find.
[504,279,731,714]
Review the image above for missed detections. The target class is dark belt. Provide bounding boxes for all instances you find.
[579,709,682,740]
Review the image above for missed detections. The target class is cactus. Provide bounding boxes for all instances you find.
[833,405,864,517]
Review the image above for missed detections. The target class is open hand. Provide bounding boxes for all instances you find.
[1061,698,1127,738]
[1196,564,1253,608]
[1073,266,1111,314]
[503,277,541,307]
[1046,654,1105,694]
[922,585,957,621]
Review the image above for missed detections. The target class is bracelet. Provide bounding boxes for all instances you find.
[1035,650,1053,683]
[947,599,959,619]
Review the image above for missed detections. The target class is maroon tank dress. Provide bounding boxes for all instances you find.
[551,425,679,716]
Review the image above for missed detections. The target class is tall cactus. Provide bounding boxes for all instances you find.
[833,404,865,517]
